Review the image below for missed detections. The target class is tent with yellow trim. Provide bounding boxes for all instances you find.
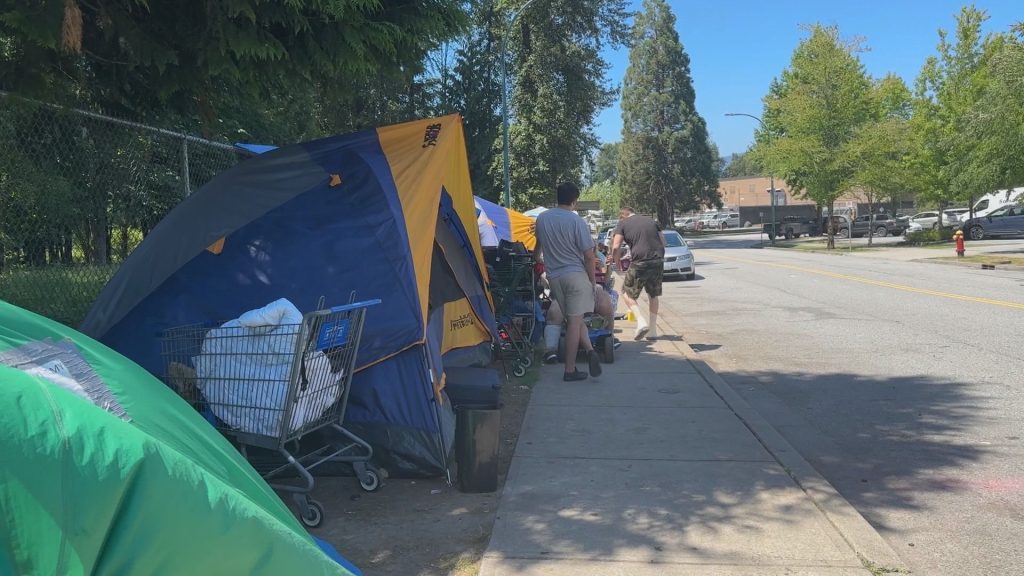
[81,115,496,476]
[474,195,536,250]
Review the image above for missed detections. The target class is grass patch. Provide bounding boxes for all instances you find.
[0,265,117,327]
[768,240,881,253]
[898,242,954,250]
[860,555,911,575]
[932,254,1024,266]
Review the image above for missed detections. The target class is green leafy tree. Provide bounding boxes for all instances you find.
[950,23,1024,201]
[753,25,874,248]
[495,0,630,208]
[449,2,504,202]
[580,179,622,214]
[0,1,467,265]
[845,74,914,245]
[911,6,1001,224]
[618,0,718,226]
[721,151,763,178]
[0,1,466,123]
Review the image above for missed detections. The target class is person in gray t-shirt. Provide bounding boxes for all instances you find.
[534,182,602,381]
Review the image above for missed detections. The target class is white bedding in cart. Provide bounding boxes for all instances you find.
[193,299,343,437]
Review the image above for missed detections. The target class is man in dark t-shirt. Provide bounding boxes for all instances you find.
[611,207,665,340]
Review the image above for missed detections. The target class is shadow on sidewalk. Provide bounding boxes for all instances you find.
[488,343,879,567]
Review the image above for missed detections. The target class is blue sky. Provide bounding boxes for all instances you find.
[594,0,1022,156]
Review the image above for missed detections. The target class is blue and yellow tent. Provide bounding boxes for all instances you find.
[81,115,496,476]
[474,196,537,250]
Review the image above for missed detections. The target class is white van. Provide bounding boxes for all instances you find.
[960,187,1024,222]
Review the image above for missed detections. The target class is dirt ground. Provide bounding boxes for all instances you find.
[312,364,536,576]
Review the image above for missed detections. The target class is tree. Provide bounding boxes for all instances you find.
[580,179,622,214]
[495,0,630,208]
[911,6,1001,224]
[1,1,467,265]
[449,2,504,202]
[617,0,718,226]
[721,151,763,178]
[951,24,1024,200]
[845,75,914,245]
[0,1,466,125]
[592,142,621,184]
[753,25,874,248]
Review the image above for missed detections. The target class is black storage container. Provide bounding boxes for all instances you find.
[455,404,501,493]
[445,366,502,408]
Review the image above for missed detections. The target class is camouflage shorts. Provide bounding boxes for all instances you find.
[622,259,663,299]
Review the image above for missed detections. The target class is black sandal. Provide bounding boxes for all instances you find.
[563,370,588,382]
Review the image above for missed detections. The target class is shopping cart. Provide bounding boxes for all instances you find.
[487,246,538,378]
[160,298,380,528]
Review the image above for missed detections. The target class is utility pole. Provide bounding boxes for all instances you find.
[500,0,541,209]
[725,112,776,245]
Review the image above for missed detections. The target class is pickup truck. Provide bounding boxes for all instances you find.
[763,216,821,240]
[825,214,908,238]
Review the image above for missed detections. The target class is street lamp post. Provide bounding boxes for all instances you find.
[500,0,541,210]
[725,112,775,245]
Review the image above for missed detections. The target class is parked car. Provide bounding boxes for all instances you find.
[710,212,741,229]
[960,187,1024,222]
[909,210,965,229]
[661,230,695,280]
[696,212,719,230]
[905,221,924,234]
[909,211,942,229]
[961,205,1024,240]
[944,208,969,223]
[860,213,908,236]
[824,215,902,238]
[674,217,697,231]
[763,216,821,240]
[596,222,619,246]
[843,213,909,235]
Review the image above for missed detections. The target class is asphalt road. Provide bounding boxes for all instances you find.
[657,233,1024,575]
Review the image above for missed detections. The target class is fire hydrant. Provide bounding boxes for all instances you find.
[954,229,966,257]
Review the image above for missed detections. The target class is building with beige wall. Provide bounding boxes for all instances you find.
[716,176,862,211]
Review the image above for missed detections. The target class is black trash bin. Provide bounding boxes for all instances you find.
[455,404,501,493]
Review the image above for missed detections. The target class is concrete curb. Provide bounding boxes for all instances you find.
[910,257,1024,271]
[655,305,909,574]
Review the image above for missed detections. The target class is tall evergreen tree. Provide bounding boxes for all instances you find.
[450,1,504,202]
[617,0,718,225]
[592,142,621,183]
[493,0,630,208]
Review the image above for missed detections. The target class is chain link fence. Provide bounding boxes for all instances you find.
[0,93,252,327]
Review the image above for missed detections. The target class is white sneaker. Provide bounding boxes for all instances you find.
[633,324,649,341]
[646,326,659,340]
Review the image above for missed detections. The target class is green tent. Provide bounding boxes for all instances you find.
[0,301,353,575]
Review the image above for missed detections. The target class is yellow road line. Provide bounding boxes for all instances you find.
[712,253,1024,311]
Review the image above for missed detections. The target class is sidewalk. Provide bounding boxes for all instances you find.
[479,311,906,575]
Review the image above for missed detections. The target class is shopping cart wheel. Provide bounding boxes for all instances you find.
[300,499,324,528]
[520,354,533,368]
[512,363,527,377]
[359,468,382,492]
